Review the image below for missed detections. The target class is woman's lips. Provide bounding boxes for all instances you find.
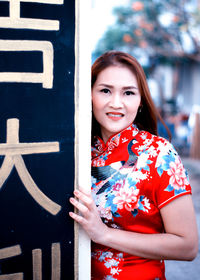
[106,112,124,121]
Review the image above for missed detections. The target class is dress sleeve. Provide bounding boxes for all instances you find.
[154,141,192,209]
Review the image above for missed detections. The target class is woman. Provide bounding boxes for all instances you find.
[69,51,198,280]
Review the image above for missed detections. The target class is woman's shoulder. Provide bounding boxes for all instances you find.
[137,129,171,146]
[137,129,177,157]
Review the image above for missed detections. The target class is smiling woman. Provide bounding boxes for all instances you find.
[91,51,162,140]
[92,65,141,143]
[70,51,198,280]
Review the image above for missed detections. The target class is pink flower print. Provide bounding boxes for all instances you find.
[113,182,122,191]
[107,143,115,151]
[141,197,151,212]
[93,158,105,167]
[113,186,140,212]
[167,158,188,190]
[108,135,120,151]
[110,267,122,275]
[98,205,112,221]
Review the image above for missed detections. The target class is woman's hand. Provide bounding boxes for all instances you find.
[69,188,109,244]
[69,191,198,260]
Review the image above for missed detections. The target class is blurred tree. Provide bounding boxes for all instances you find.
[93,0,200,65]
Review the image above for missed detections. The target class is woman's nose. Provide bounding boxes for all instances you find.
[109,93,123,108]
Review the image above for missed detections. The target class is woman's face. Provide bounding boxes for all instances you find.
[92,65,141,143]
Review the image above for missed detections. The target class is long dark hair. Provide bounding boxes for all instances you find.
[92,51,171,140]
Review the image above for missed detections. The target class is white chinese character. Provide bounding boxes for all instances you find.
[0,243,61,279]
[0,40,53,88]
[0,0,64,30]
[0,245,23,279]
[0,118,61,215]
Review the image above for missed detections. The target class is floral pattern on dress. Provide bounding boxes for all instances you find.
[91,124,191,280]
[102,177,151,219]
[92,156,152,221]
[92,250,124,280]
[155,140,190,196]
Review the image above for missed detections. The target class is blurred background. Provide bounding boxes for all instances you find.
[91,0,200,279]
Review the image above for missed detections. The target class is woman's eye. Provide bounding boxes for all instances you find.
[124,91,134,96]
[100,88,110,94]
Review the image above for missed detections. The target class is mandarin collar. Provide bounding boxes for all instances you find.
[92,124,139,157]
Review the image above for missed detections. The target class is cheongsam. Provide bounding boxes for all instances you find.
[91,124,191,280]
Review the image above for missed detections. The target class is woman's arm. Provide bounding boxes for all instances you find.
[69,189,198,261]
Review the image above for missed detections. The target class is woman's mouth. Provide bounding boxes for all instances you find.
[106,112,124,120]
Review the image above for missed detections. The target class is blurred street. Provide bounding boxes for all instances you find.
[165,157,200,280]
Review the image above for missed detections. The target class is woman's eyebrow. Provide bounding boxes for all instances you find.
[98,83,113,88]
[122,86,138,90]
[98,84,138,90]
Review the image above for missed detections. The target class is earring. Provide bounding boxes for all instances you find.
[139,106,142,113]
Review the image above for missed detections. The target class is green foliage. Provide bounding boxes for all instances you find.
[93,0,200,65]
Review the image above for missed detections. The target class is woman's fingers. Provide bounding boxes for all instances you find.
[69,197,90,216]
[79,186,91,196]
[73,189,93,209]
[69,188,94,220]
[69,188,109,243]
[69,211,85,224]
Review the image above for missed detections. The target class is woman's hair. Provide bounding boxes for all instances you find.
[92,50,171,140]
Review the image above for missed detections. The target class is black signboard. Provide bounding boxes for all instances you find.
[0,0,75,279]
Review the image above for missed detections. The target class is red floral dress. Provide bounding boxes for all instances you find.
[91,124,191,280]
